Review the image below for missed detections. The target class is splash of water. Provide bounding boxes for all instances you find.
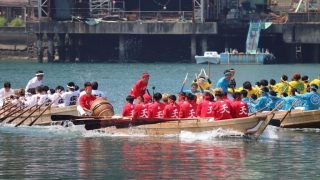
[260,125,279,140]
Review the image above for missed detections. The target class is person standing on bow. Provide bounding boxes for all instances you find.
[130,73,150,99]
[25,70,44,92]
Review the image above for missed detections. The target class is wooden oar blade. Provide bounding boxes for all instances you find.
[51,115,84,121]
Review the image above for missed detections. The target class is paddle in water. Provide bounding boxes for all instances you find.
[6,104,38,124]
[15,102,46,127]
[279,99,300,124]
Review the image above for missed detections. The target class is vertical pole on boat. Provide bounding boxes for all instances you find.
[208,61,211,80]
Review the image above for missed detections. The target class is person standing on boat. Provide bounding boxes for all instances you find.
[122,95,135,117]
[0,81,14,101]
[216,70,232,95]
[25,70,44,92]
[229,68,237,90]
[147,93,165,118]
[231,92,248,118]
[179,93,197,118]
[78,86,96,116]
[130,73,150,99]
[163,95,180,118]
[91,82,106,98]
[196,92,215,118]
[295,85,320,110]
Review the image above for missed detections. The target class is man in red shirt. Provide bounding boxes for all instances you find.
[122,95,135,117]
[133,95,149,119]
[177,92,186,107]
[231,92,249,118]
[147,92,165,118]
[179,93,197,118]
[78,86,96,116]
[196,92,215,117]
[212,89,233,120]
[163,95,180,118]
[130,73,150,99]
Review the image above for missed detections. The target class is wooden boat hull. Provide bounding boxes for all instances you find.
[97,115,271,138]
[275,110,320,128]
[3,105,78,126]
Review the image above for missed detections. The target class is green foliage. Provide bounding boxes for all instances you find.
[0,16,7,27]
[9,17,24,27]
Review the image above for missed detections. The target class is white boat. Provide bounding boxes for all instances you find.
[195,51,220,64]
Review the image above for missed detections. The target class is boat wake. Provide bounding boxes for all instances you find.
[260,125,279,140]
[177,128,244,142]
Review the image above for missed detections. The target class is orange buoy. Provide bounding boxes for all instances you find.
[90,98,114,117]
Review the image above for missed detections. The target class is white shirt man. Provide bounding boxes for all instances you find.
[60,91,79,107]
[91,81,106,98]
[25,71,44,91]
[92,90,106,98]
[0,88,14,100]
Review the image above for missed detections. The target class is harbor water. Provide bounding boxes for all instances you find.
[0,61,320,179]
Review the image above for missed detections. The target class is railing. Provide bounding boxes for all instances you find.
[287,12,320,22]
[34,7,194,22]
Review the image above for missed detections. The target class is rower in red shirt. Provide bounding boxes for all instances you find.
[130,73,150,99]
[122,95,135,117]
[179,93,197,118]
[163,95,180,118]
[147,92,165,118]
[212,89,233,121]
[177,92,186,107]
[78,86,96,116]
[133,94,150,119]
[231,92,248,118]
[196,92,215,117]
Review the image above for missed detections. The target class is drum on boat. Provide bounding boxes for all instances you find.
[90,98,114,117]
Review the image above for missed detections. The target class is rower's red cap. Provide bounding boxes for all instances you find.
[142,73,150,79]
[143,94,151,102]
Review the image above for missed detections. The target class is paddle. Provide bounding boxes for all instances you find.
[0,101,12,111]
[279,99,300,124]
[51,114,104,121]
[14,103,46,127]
[0,105,24,122]
[0,104,17,116]
[249,101,285,138]
[248,106,269,117]
[6,104,38,124]
[180,73,189,92]
[28,98,60,126]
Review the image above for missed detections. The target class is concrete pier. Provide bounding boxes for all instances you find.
[47,34,55,62]
[119,35,126,62]
[191,35,197,62]
[58,34,66,62]
[313,44,320,63]
[36,33,43,63]
[201,37,207,54]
